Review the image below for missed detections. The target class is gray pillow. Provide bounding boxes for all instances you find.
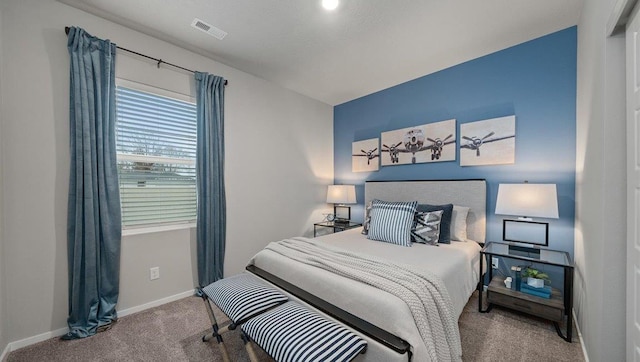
[411,210,444,245]
[361,200,373,235]
[416,204,453,244]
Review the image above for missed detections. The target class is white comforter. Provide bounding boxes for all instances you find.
[317,228,482,318]
[249,228,481,361]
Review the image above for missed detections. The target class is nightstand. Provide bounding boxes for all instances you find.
[313,221,362,237]
[479,241,574,342]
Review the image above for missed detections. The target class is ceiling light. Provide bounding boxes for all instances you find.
[322,0,339,10]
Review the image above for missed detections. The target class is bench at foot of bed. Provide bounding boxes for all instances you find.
[241,301,367,362]
[199,273,289,361]
[199,273,367,362]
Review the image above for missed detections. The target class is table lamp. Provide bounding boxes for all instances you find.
[327,185,356,225]
[495,183,558,250]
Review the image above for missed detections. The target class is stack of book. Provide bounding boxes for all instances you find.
[520,283,552,299]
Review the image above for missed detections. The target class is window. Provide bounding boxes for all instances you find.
[115,85,197,228]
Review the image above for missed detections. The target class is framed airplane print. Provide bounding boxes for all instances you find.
[460,115,516,166]
[380,119,456,166]
[352,138,379,172]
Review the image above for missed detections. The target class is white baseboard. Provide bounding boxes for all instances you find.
[117,289,195,318]
[1,343,10,362]
[6,326,69,354]
[4,289,195,358]
[573,310,589,362]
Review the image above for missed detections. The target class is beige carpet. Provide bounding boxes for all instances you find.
[7,291,584,361]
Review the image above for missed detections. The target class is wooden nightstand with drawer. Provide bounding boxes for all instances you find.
[487,276,564,322]
[479,242,574,342]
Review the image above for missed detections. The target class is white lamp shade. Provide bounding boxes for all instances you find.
[327,185,356,204]
[495,183,559,219]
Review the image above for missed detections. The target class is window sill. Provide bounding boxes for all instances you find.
[122,222,196,236]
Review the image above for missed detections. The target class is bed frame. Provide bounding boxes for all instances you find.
[248,179,487,360]
[246,264,411,356]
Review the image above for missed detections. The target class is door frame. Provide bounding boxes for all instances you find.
[615,1,640,361]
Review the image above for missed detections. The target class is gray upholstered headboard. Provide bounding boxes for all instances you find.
[364,180,487,243]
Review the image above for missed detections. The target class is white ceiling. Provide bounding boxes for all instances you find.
[59,0,584,105]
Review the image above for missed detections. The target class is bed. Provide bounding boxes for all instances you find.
[247,180,487,362]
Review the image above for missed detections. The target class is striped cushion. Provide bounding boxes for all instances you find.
[202,273,288,324]
[367,199,418,246]
[242,302,367,362]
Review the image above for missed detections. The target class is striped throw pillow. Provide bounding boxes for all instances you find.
[412,209,443,245]
[367,199,418,246]
[202,273,288,324]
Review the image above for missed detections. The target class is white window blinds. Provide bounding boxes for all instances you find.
[116,86,197,228]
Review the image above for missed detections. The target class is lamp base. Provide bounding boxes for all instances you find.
[508,244,541,259]
[334,205,351,221]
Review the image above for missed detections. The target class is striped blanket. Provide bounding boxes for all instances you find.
[261,237,462,362]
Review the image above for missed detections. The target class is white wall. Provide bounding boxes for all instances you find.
[575,0,627,360]
[0,0,333,345]
[0,0,6,357]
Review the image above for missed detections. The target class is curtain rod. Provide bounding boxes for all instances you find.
[65,27,228,86]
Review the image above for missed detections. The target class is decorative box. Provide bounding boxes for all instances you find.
[527,277,545,289]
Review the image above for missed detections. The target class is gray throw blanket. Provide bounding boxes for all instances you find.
[263,237,462,362]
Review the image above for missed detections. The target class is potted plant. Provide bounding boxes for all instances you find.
[521,267,550,288]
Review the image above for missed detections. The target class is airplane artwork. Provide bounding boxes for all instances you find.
[426,134,455,160]
[381,142,402,164]
[351,138,380,172]
[381,131,455,164]
[460,132,515,157]
[459,115,516,166]
[352,147,378,165]
[380,119,457,165]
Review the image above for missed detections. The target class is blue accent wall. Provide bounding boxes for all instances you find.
[333,27,577,256]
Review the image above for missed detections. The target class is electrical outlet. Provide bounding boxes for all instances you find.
[491,257,499,269]
[150,267,160,280]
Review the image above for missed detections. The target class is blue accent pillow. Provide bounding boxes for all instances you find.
[367,199,418,247]
[416,204,453,244]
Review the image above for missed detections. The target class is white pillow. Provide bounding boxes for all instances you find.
[451,205,470,241]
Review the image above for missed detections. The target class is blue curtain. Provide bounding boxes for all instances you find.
[64,27,122,340]
[195,72,226,286]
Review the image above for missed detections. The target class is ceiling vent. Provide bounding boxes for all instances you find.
[190,18,227,40]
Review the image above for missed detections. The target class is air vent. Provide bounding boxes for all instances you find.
[191,18,227,40]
